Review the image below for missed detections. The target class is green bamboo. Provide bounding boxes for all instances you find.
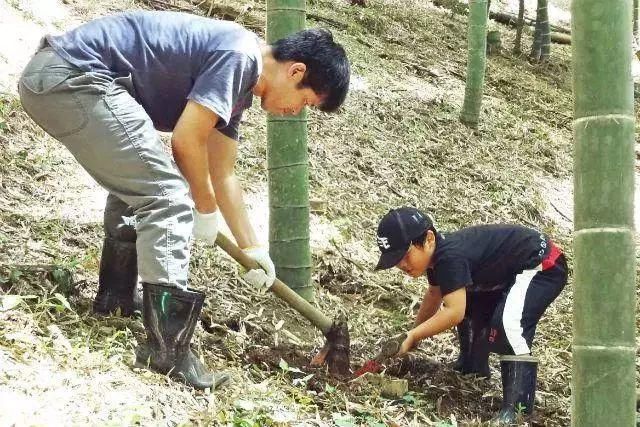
[513,0,525,54]
[530,0,551,61]
[266,0,314,301]
[634,0,638,36]
[459,0,488,127]
[571,0,636,425]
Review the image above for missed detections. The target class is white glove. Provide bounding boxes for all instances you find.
[241,269,270,292]
[193,210,218,244]
[241,246,276,289]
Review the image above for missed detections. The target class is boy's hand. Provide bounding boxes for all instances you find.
[396,331,418,357]
[375,333,407,362]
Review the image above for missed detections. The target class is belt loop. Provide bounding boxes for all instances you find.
[37,36,50,51]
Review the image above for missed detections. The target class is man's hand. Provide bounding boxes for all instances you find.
[193,210,218,244]
[241,246,276,289]
[242,269,270,290]
[396,331,418,357]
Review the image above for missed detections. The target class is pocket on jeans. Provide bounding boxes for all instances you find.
[19,71,89,138]
[21,70,70,94]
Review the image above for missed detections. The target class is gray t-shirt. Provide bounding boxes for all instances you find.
[47,11,262,139]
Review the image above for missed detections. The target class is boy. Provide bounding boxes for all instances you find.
[19,11,350,389]
[374,207,567,424]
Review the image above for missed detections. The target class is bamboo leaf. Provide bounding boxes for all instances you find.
[53,293,71,311]
[0,295,23,311]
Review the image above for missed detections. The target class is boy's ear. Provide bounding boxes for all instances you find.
[426,230,436,246]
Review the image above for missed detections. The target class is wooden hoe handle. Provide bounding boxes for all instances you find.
[215,233,333,335]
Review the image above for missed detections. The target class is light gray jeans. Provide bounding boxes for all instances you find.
[18,45,192,289]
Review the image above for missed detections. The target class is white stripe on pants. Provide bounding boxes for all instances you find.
[502,267,540,355]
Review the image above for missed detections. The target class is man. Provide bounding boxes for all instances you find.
[18,10,350,390]
[373,207,567,423]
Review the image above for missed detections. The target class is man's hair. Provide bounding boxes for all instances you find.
[271,28,350,112]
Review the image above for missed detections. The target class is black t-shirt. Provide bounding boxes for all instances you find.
[426,224,550,296]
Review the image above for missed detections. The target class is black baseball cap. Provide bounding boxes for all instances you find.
[374,207,433,271]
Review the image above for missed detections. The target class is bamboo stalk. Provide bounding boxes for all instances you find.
[530,0,550,61]
[266,0,314,301]
[571,0,636,425]
[513,0,525,53]
[634,0,639,36]
[460,0,488,127]
[550,32,571,44]
[489,10,571,35]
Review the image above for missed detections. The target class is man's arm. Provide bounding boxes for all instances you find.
[413,285,443,327]
[207,129,258,249]
[172,101,218,213]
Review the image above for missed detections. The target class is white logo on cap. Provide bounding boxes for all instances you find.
[377,236,391,249]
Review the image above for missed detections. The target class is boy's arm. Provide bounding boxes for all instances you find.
[413,285,443,327]
[398,286,466,356]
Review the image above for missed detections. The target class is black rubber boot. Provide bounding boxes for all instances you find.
[135,283,229,390]
[93,237,140,317]
[453,317,490,378]
[492,355,538,425]
[453,317,470,372]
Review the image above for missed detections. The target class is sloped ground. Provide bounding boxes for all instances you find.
[1,0,638,426]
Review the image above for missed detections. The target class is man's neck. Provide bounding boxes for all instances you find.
[253,45,275,97]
